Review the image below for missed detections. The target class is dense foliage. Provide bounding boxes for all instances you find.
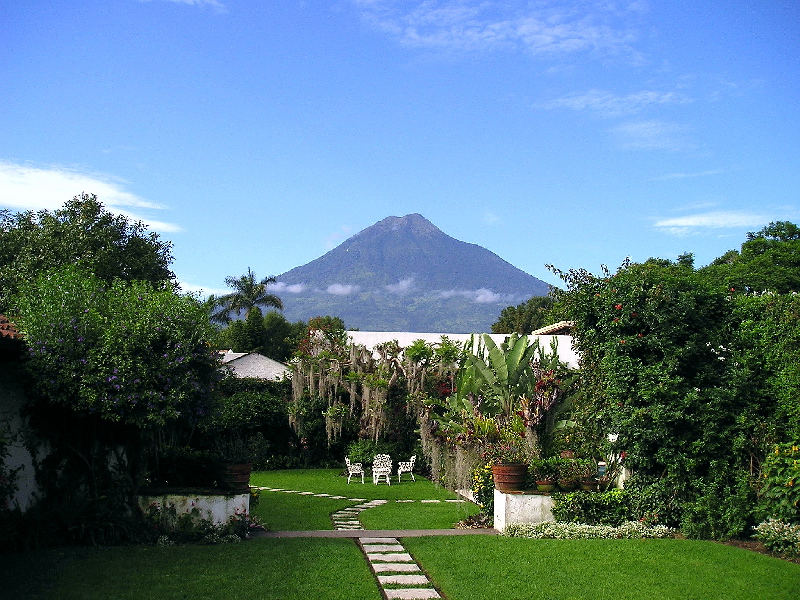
[16,267,220,427]
[10,266,221,547]
[0,194,174,312]
[548,225,800,538]
[491,296,554,334]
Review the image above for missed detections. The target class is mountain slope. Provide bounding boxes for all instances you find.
[274,214,550,332]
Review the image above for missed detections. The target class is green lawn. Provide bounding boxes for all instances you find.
[2,538,381,600]
[403,536,800,600]
[250,468,479,530]
[4,469,800,599]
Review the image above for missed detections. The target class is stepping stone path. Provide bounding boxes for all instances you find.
[255,487,471,598]
[360,537,441,599]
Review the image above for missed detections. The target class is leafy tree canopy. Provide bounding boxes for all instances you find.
[0,193,174,312]
[492,296,554,334]
[701,221,800,293]
[16,266,220,428]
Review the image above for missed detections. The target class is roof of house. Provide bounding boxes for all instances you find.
[220,350,291,380]
[0,315,21,341]
[530,321,574,336]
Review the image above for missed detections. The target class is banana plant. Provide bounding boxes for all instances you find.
[455,333,541,422]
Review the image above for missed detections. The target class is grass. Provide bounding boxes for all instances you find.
[5,469,800,599]
[250,468,478,530]
[2,538,381,600]
[402,536,800,600]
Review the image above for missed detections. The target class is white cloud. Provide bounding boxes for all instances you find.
[611,120,690,151]
[351,1,642,58]
[654,211,770,236]
[0,160,181,233]
[272,282,307,294]
[177,281,228,297]
[327,283,359,295]
[482,212,501,225]
[543,89,693,117]
[386,278,415,293]
[649,170,724,182]
[439,288,503,303]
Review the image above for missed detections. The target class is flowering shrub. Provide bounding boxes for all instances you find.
[759,443,800,523]
[16,266,220,427]
[471,462,495,516]
[503,520,676,539]
[752,519,800,556]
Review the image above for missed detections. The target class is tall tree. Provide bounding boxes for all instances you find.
[492,296,554,334]
[0,193,174,312]
[701,221,800,293]
[213,267,283,322]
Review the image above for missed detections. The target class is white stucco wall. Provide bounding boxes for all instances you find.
[0,362,38,512]
[138,492,250,525]
[493,490,555,532]
[347,332,579,369]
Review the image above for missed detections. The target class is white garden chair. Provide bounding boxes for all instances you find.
[372,454,392,485]
[345,457,364,484]
[397,455,416,482]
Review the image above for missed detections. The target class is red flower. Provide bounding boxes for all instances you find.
[619,339,626,344]
[615,304,623,310]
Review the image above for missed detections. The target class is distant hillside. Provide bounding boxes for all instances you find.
[274,214,551,332]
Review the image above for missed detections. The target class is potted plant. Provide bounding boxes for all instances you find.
[530,457,558,492]
[485,441,529,492]
[211,437,253,493]
[555,457,581,491]
[576,458,599,491]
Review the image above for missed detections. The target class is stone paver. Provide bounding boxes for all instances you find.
[384,589,440,599]
[367,552,414,562]
[361,543,405,552]
[371,563,421,573]
[378,575,431,586]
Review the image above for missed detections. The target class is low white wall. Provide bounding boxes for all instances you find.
[1,362,38,512]
[493,489,554,532]
[138,492,250,525]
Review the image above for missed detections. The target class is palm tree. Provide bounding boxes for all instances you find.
[213,267,283,323]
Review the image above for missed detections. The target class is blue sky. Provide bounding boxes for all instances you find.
[2,0,798,297]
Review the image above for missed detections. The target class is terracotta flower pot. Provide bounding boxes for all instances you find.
[536,480,556,492]
[219,462,252,492]
[492,463,528,492]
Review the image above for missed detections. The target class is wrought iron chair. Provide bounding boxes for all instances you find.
[372,454,392,485]
[397,455,416,482]
[345,457,365,484]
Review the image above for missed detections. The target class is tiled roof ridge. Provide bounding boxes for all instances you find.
[0,314,21,340]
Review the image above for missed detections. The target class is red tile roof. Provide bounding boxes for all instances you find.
[0,315,21,340]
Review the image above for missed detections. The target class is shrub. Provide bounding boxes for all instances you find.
[143,502,265,545]
[471,462,494,518]
[551,489,636,526]
[752,519,800,556]
[758,442,800,523]
[503,521,677,539]
[345,439,400,466]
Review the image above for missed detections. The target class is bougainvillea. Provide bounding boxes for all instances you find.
[16,266,220,428]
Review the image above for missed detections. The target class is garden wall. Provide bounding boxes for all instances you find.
[494,489,554,532]
[138,492,250,525]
